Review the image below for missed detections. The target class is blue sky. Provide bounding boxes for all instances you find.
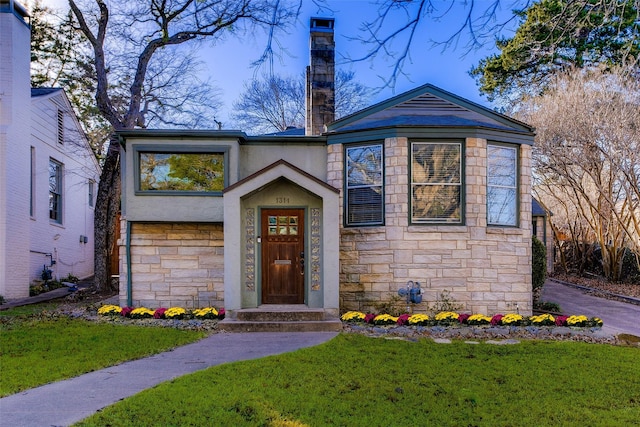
[42,0,519,127]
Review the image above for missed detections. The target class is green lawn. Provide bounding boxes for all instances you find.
[0,314,207,397]
[76,333,640,427]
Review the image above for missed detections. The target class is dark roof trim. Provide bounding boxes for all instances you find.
[326,126,535,146]
[31,87,62,97]
[328,83,535,134]
[244,135,327,145]
[117,129,248,147]
[532,197,553,216]
[223,159,339,195]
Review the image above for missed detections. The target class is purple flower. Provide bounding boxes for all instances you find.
[154,307,167,319]
[458,313,470,324]
[364,313,376,324]
[120,306,134,318]
[491,314,504,326]
[397,313,410,325]
[218,308,226,320]
[555,315,569,326]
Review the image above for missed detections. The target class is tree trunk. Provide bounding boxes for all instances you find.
[94,139,121,292]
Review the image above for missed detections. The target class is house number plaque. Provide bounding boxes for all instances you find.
[275,197,290,204]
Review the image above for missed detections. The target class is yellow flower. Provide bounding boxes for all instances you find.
[98,304,122,316]
[341,311,365,322]
[435,311,459,321]
[530,313,555,325]
[467,314,492,325]
[193,307,218,318]
[501,313,523,325]
[408,314,430,325]
[165,307,187,319]
[373,314,398,325]
[566,315,588,326]
[130,307,155,318]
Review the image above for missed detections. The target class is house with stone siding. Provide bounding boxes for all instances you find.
[116,18,535,330]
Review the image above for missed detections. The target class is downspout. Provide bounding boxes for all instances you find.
[126,220,132,307]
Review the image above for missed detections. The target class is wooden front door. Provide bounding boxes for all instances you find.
[261,208,305,304]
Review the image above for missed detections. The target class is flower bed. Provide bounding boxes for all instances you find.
[340,311,603,328]
[340,311,612,344]
[97,305,225,320]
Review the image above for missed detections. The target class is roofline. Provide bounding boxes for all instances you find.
[328,83,535,134]
[223,159,339,195]
[116,129,248,141]
[326,124,535,145]
[30,87,63,99]
[244,135,327,144]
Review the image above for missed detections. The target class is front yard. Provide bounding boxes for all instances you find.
[1,302,639,426]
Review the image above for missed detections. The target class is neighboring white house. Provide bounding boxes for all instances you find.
[0,1,101,300]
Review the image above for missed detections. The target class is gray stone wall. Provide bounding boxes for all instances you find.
[328,137,533,315]
[119,222,224,308]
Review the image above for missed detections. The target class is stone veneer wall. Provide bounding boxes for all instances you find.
[119,222,224,308]
[327,137,533,316]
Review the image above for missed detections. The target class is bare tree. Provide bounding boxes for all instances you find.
[66,0,301,291]
[231,70,371,135]
[517,67,640,280]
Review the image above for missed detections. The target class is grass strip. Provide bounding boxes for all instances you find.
[77,333,640,426]
[0,317,206,397]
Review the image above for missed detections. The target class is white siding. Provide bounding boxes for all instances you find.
[0,8,32,299]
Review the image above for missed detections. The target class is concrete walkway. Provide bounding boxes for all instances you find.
[0,332,338,427]
[541,279,640,336]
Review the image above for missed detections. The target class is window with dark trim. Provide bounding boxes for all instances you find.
[345,143,383,226]
[411,142,462,224]
[135,148,227,194]
[49,158,63,223]
[487,144,518,226]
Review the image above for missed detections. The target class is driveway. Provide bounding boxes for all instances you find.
[541,279,640,336]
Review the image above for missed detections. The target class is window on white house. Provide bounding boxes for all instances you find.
[345,143,384,226]
[137,151,226,193]
[88,180,95,207]
[411,142,462,224]
[57,109,64,145]
[49,159,63,223]
[487,144,518,226]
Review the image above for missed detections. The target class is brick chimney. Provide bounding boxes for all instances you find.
[306,17,335,136]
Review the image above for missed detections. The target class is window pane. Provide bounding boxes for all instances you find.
[487,145,518,226]
[487,187,517,225]
[411,142,462,223]
[488,145,516,187]
[412,144,460,184]
[139,152,224,192]
[347,187,383,224]
[49,160,62,223]
[347,145,382,186]
[412,184,460,222]
[346,144,383,226]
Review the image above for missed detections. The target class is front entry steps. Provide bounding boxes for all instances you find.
[218,305,343,332]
